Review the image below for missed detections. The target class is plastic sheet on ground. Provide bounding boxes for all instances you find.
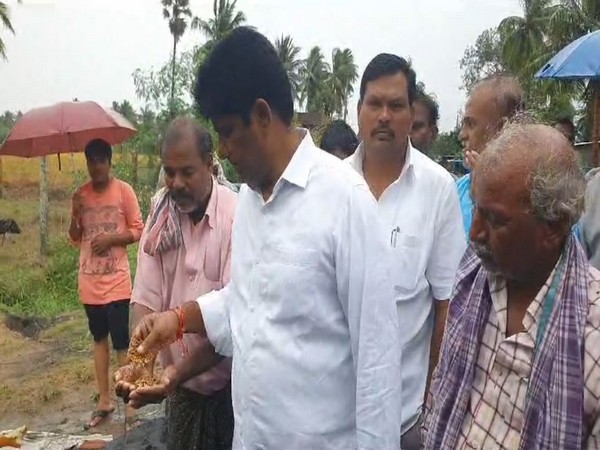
[0,431,111,450]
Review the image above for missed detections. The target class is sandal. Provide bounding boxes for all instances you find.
[83,408,115,430]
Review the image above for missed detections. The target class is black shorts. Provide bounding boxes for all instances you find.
[83,299,130,351]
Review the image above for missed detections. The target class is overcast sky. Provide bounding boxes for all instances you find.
[0,0,522,131]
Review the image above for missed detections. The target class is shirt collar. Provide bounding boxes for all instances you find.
[278,129,315,190]
[489,259,561,342]
[347,138,416,182]
[179,176,218,229]
[204,176,218,229]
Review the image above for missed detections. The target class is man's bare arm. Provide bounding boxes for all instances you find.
[132,303,155,330]
[172,340,224,386]
[108,230,136,247]
[181,300,208,336]
[69,216,83,242]
[425,299,448,399]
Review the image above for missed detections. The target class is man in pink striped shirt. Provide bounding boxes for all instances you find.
[116,117,237,449]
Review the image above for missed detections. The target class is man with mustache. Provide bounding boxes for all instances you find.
[347,54,466,450]
[456,75,525,236]
[423,123,600,449]
[116,117,237,449]
[123,28,401,449]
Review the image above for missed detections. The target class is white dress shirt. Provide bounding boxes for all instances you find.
[198,131,402,450]
[347,141,466,433]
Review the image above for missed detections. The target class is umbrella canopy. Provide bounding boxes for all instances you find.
[0,101,137,157]
[536,29,600,166]
[536,29,600,80]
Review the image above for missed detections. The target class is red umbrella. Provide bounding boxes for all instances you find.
[0,100,137,258]
[0,100,137,157]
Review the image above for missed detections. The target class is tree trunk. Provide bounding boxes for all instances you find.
[170,37,178,118]
[39,156,49,257]
[0,156,4,199]
[133,147,139,186]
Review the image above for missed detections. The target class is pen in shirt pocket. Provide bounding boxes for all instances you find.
[390,226,401,248]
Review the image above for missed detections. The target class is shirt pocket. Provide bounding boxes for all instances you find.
[270,245,319,268]
[264,245,320,322]
[391,234,422,300]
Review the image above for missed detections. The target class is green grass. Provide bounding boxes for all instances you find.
[0,239,140,318]
[0,193,140,318]
[0,239,80,317]
[0,155,151,320]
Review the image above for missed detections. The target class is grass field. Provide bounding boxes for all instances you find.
[0,153,142,318]
[2,153,88,189]
[0,154,151,430]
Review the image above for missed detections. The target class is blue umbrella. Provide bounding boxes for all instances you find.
[536,29,600,165]
[536,30,600,80]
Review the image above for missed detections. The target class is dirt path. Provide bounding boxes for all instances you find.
[0,312,162,438]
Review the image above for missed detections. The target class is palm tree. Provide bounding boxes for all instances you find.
[498,0,554,77]
[0,0,20,60]
[111,100,138,125]
[547,0,600,141]
[330,48,358,120]
[274,35,304,103]
[162,0,193,116]
[497,0,579,115]
[549,0,600,49]
[300,46,330,113]
[192,0,246,54]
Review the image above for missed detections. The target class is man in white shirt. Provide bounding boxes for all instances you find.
[347,53,466,450]
[125,27,402,450]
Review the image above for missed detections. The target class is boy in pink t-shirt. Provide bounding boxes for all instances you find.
[69,138,143,429]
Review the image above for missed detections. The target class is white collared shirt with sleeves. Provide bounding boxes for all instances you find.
[197,131,402,450]
[347,141,466,433]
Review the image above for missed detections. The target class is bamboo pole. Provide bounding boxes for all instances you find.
[0,156,3,199]
[39,156,49,257]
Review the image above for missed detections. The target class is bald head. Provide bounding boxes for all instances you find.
[162,116,213,161]
[477,123,584,227]
[471,75,525,121]
[460,75,525,165]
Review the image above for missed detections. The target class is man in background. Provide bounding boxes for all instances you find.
[410,86,439,156]
[456,74,525,236]
[69,138,143,429]
[349,53,465,449]
[320,119,360,159]
[554,116,576,144]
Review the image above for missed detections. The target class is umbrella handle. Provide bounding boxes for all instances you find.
[594,83,600,167]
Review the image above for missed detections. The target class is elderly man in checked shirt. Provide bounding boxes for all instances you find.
[423,123,600,450]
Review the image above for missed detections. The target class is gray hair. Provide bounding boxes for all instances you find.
[471,74,526,121]
[478,122,585,227]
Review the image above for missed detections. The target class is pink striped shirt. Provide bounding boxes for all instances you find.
[132,181,237,395]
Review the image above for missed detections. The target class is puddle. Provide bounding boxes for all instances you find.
[4,314,56,339]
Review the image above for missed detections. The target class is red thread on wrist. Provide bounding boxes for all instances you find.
[173,307,188,358]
